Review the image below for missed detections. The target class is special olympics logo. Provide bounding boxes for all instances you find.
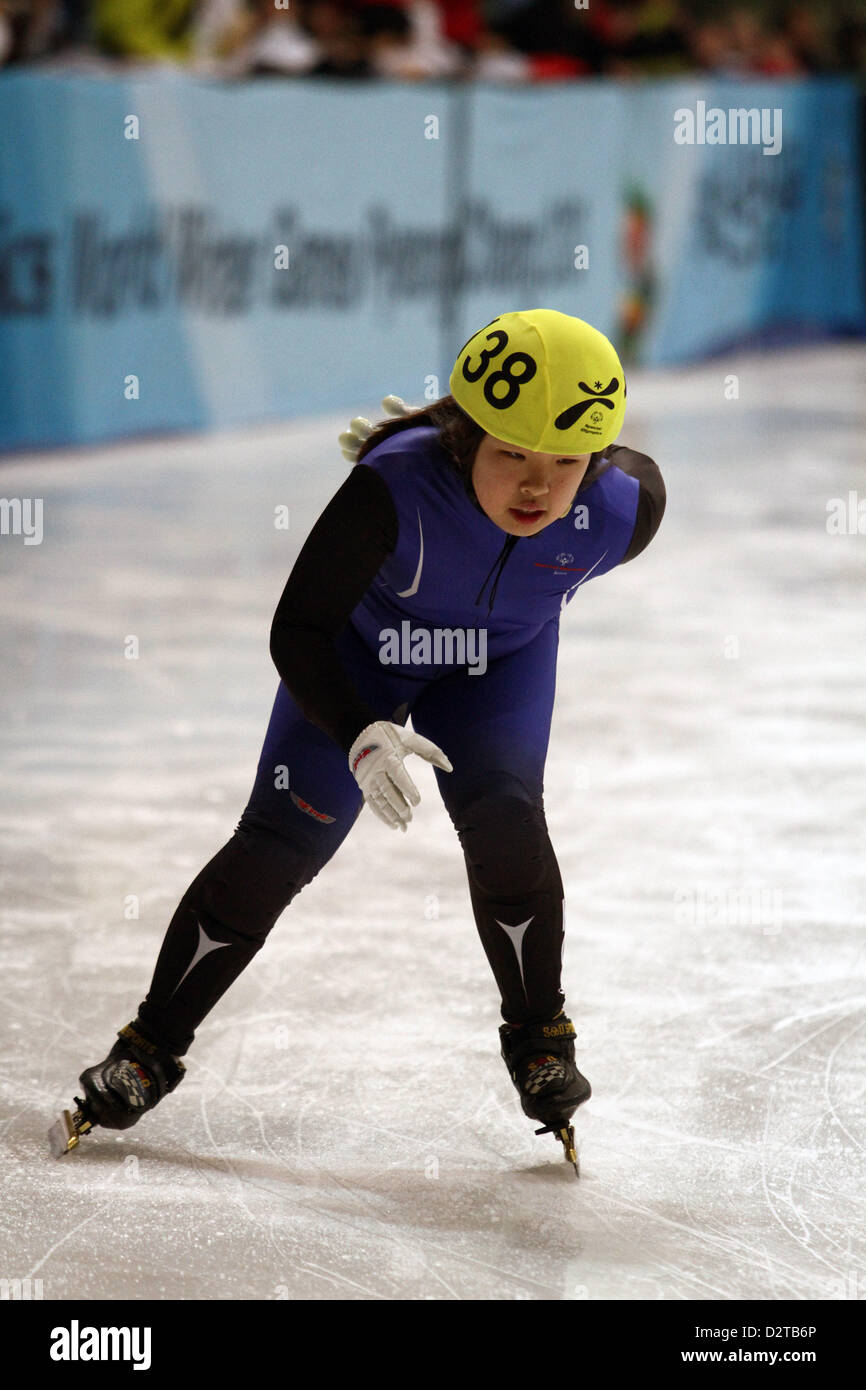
[554,377,620,431]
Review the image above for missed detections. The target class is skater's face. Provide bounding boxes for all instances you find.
[471,434,593,535]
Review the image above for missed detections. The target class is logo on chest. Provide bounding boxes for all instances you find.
[534,552,586,575]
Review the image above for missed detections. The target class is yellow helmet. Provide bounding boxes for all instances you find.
[449,308,626,453]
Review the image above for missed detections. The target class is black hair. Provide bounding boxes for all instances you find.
[354,395,609,506]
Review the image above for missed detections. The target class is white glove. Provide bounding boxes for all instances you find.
[338,396,413,462]
[349,720,452,831]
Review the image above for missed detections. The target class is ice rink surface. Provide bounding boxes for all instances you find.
[1,346,864,1301]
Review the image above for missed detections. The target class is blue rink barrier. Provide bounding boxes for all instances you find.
[0,72,862,449]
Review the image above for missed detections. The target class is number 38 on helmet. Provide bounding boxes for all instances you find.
[449,308,627,455]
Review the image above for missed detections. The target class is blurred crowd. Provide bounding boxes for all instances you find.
[2,0,865,79]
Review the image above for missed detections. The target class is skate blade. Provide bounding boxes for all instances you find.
[48,1108,92,1159]
[560,1125,580,1178]
[535,1122,580,1177]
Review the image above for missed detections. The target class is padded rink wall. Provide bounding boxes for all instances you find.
[0,72,862,449]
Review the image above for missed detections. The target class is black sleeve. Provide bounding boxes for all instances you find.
[605,444,666,563]
[269,464,399,755]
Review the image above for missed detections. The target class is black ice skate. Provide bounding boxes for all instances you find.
[48,1021,186,1158]
[500,1013,591,1176]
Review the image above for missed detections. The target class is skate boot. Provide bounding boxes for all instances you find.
[48,1021,186,1157]
[500,1012,590,1175]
